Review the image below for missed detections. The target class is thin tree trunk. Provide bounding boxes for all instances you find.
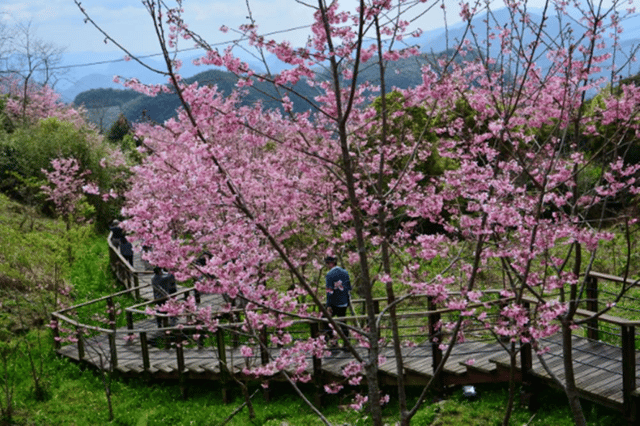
[501,343,517,426]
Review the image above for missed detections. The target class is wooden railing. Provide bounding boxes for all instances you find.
[107,231,152,299]
[581,271,640,420]
[519,271,640,421]
[51,277,507,386]
[55,235,640,418]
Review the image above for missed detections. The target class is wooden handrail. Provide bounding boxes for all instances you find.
[107,231,152,274]
[125,287,197,311]
[572,307,640,327]
[587,271,640,286]
[51,312,114,334]
[55,283,152,314]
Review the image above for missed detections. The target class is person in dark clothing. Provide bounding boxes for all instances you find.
[151,266,177,327]
[109,220,124,248]
[324,256,351,344]
[119,236,134,267]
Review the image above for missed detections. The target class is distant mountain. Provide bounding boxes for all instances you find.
[60,74,122,103]
[73,52,454,128]
[70,6,640,129]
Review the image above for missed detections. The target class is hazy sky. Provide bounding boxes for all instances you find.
[1,0,465,55]
[2,0,631,94]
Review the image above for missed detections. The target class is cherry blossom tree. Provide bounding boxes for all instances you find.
[0,77,86,128]
[41,157,95,262]
[76,0,640,425]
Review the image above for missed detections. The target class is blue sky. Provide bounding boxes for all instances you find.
[2,0,460,55]
[2,0,634,97]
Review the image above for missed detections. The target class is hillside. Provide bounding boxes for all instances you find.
[0,195,626,425]
[72,53,452,128]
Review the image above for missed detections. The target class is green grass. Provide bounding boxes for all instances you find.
[4,339,625,426]
[0,193,633,425]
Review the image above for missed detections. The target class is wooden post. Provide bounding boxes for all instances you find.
[176,331,187,399]
[428,296,443,393]
[106,297,118,369]
[520,301,537,410]
[133,273,140,300]
[126,311,134,339]
[428,297,442,372]
[622,325,636,422]
[310,322,323,407]
[260,327,270,402]
[108,244,117,274]
[260,327,269,365]
[107,297,117,330]
[51,315,61,350]
[108,332,118,369]
[216,328,229,403]
[76,326,85,360]
[140,332,150,372]
[586,275,599,341]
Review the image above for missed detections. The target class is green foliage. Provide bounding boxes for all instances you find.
[0,194,632,425]
[107,113,133,143]
[0,117,128,228]
[0,95,15,134]
[372,91,456,180]
[583,89,640,166]
[73,88,142,109]
[67,233,119,302]
[1,118,98,183]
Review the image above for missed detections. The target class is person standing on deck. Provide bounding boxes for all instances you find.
[324,256,351,345]
[151,266,177,327]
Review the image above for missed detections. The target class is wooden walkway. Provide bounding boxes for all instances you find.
[54,317,637,410]
[50,237,640,423]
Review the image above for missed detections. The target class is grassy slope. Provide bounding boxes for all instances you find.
[0,194,626,425]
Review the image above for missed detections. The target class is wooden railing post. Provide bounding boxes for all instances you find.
[126,311,134,339]
[108,243,117,275]
[586,274,599,341]
[107,297,117,329]
[108,332,118,369]
[260,328,269,365]
[176,331,187,399]
[520,301,537,410]
[259,327,271,402]
[622,325,636,422]
[106,297,118,369]
[140,332,150,373]
[216,328,229,403]
[76,326,85,360]
[133,273,140,300]
[51,315,61,350]
[310,322,323,407]
[428,296,442,386]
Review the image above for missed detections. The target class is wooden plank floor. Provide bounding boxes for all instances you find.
[490,333,634,410]
[60,315,634,412]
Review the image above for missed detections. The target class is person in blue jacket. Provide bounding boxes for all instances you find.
[324,256,351,343]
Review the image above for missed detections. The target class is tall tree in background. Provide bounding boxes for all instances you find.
[0,21,66,125]
[77,1,640,425]
[4,21,66,88]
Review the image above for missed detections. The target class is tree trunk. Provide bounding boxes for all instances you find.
[501,343,517,426]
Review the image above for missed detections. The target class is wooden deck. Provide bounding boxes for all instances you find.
[50,237,640,423]
[54,314,637,413]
